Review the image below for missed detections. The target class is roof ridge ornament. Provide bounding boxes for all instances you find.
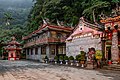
[80,17,85,21]
[57,19,61,26]
[42,19,47,25]
[11,36,16,41]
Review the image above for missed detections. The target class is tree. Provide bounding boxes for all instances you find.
[82,0,110,24]
[3,12,14,26]
[27,0,84,33]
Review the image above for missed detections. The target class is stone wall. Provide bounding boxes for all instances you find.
[66,36,102,58]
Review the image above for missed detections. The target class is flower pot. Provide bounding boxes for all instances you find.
[45,59,48,63]
[65,60,68,65]
[60,60,63,64]
[54,60,57,64]
[80,61,85,64]
[81,64,84,67]
[76,61,79,66]
[70,60,74,66]
[80,61,85,67]
[55,61,57,64]
[108,60,112,65]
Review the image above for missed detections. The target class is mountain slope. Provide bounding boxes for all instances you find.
[0,0,33,42]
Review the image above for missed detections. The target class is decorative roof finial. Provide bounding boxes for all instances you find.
[57,20,61,26]
[12,36,16,41]
[80,17,85,21]
[43,19,47,24]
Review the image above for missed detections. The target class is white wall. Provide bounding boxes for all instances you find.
[66,36,102,58]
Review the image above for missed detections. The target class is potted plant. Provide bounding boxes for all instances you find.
[80,51,86,67]
[59,56,64,64]
[54,56,58,64]
[95,50,102,67]
[64,56,69,65]
[69,56,74,66]
[44,56,49,63]
[75,54,81,66]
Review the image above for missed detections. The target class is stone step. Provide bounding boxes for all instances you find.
[103,65,120,71]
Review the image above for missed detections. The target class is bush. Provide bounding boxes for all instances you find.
[59,56,64,60]
[95,50,102,60]
[80,51,86,61]
[76,54,81,61]
[69,56,74,60]
[64,56,69,60]
[54,56,58,61]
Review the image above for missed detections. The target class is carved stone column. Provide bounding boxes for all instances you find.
[111,29,119,64]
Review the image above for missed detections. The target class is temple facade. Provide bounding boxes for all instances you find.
[66,17,103,57]
[100,16,120,63]
[23,23,73,61]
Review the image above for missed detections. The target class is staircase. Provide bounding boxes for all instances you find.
[103,64,120,71]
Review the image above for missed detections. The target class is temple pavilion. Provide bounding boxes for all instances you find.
[5,37,22,60]
[23,22,73,61]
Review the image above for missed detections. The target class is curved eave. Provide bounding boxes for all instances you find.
[100,16,120,23]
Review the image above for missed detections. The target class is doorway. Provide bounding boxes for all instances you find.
[106,47,111,60]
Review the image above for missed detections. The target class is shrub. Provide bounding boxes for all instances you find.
[95,50,102,60]
[54,56,58,61]
[59,56,64,60]
[69,56,74,60]
[64,56,69,60]
[76,54,81,61]
[80,51,86,61]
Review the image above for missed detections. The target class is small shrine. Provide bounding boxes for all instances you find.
[5,37,22,60]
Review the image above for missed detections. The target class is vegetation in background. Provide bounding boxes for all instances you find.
[0,0,120,43]
[27,0,120,33]
[0,0,33,43]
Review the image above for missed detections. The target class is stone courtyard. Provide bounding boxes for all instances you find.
[0,60,120,80]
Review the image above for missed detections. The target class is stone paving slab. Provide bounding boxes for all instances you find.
[0,60,120,80]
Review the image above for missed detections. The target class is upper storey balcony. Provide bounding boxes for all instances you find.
[23,37,66,48]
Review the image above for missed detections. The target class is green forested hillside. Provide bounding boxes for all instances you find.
[0,0,119,42]
[27,0,120,33]
[0,0,33,42]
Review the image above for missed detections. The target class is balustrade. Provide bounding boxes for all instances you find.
[24,37,66,48]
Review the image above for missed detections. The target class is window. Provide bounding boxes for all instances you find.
[27,49,29,55]
[41,46,46,54]
[31,49,33,55]
[35,48,38,55]
[38,36,39,38]
[57,33,63,38]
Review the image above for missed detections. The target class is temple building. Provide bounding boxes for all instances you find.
[66,17,103,57]
[5,37,22,60]
[23,23,73,61]
[100,16,120,63]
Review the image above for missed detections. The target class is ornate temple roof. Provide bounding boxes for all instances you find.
[66,17,102,40]
[100,16,120,23]
[23,24,73,40]
[8,37,20,45]
[5,37,22,50]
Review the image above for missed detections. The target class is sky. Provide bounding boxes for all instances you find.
[0,0,33,8]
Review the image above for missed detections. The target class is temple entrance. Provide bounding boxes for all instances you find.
[108,48,111,60]
[106,47,111,60]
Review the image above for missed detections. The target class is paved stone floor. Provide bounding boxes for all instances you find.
[0,60,120,80]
